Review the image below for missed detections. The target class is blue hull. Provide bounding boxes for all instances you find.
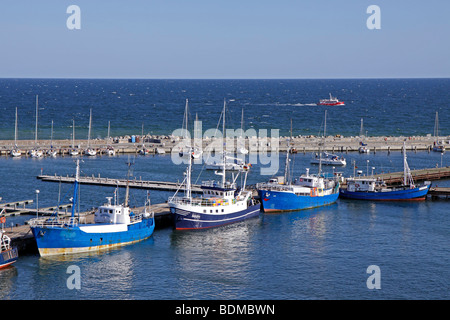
[31,218,155,256]
[171,204,261,230]
[339,185,430,200]
[0,248,19,269]
[258,189,339,212]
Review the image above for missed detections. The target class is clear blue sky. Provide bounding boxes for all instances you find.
[0,0,448,79]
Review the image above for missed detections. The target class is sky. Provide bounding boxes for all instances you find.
[0,0,448,79]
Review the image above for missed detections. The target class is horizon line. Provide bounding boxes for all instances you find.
[1,76,449,81]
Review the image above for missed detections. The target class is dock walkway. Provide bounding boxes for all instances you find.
[37,174,203,193]
[372,166,450,185]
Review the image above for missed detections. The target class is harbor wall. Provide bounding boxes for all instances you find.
[1,134,449,156]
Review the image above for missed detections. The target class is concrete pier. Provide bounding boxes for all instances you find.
[0,134,449,156]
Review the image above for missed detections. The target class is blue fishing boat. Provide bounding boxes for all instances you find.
[339,143,431,201]
[1,229,19,269]
[257,168,340,213]
[168,100,260,230]
[29,160,155,256]
[257,112,340,213]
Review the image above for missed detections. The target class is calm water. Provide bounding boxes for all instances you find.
[0,78,449,140]
[0,150,449,300]
[0,79,449,300]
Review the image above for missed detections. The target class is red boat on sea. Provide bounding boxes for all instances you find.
[318,93,345,106]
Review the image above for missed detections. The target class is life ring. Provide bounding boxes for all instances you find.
[355,183,360,188]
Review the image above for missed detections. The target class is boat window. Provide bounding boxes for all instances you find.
[203,210,206,213]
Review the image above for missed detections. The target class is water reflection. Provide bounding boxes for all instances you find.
[0,265,18,299]
[169,218,260,299]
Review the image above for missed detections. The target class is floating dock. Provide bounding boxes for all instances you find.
[0,203,73,217]
[372,166,450,185]
[36,174,203,193]
[428,187,450,199]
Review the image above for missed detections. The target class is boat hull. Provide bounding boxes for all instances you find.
[31,218,155,256]
[170,204,261,230]
[258,189,339,213]
[317,102,344,106]
[0,248,19,269]
[339,185,430,201]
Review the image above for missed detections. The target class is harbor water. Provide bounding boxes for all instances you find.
[0,150,449,300]
[0,79,449,300]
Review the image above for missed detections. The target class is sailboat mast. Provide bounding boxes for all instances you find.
[35,95,38,147]
[14,107,18,146]
[88,108,92,148]
[318,110,327,175]
[50,120,54,147]
[72,119,75,148]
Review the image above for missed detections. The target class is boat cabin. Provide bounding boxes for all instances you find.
[294,169,326,189]
[94,197,131,224]
[201,181,237,201]
[345,178,386,192]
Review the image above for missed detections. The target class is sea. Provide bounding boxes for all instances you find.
[0,78,449,301]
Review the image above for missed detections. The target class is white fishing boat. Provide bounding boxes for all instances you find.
[106,145,115,156]
[168,100,260,230]
[311,152,346,166]
[205,154,247,171]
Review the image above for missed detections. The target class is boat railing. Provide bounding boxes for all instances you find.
[256,183,293,192]
[169,196,238,207]
[28,216,87,228]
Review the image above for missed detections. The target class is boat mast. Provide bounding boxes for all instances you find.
[403,142,414,186]
[186,147,192,199]
[124,157,134,207]
[72,119,76,148]
[434,111,439,143]
[318,110,326,175]
[34,95,38,148]
[71,159,80,218]
[87,108,92,148]
[14,107,18,147]
[50,120,54,148]
[222,99,226,187]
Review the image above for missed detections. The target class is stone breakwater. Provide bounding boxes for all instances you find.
[0,134,449,156]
